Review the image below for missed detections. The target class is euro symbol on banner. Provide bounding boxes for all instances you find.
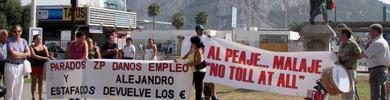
[180,90,186,99]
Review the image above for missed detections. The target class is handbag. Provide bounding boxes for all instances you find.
[23,60,32,75]
[195,61,207,70]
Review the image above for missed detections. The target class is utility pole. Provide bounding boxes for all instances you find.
[284,0,288,29]
[384,6,387,23]
[71,0,77,40]
[245,0,251,29]
[124,0,127,11]
[28,0,38,45]
[31,0,36,27]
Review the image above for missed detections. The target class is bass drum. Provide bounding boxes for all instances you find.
[321,65,351,95]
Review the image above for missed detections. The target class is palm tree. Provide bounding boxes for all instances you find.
[171,12,185,30]
[147,2,160,30]
[194,11,208,25]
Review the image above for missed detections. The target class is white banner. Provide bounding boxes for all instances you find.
[45,59,193,99]
[199,37,335,96]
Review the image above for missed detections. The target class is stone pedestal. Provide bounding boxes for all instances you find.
[300,24,336,51]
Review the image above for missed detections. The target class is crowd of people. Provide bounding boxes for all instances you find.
[64,32,158,60]
[0,24,221,100]
[1,22,388,100]
[0,22,389,100]
[64,25,218,100]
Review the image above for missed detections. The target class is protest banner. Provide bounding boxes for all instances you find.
[194,37,335,96]
[45,60,193,100]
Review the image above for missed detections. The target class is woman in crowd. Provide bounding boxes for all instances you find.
[175,36,207,100]
[29,34,51,100]
[86,38,101,59]
[123,37,136,59]
[144,38,157,60]
[66,32,88,59]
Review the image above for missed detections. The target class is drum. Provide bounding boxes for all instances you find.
[321,65,351,95]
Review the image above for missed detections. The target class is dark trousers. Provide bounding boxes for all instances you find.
[193,71,206,100]
[369,65,387,100]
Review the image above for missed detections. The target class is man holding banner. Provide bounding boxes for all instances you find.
[101,34,119,59]
[336,27,361,100]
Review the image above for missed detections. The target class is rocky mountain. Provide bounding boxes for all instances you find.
[126,0,387,30]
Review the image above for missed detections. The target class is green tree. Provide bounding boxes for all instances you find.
[0,1,6,29]
[288,21,304,32]
[194,11,208,25]
[4,0,23,28]
[0,13,7,29]
[147,2,160,30]
[0,0,30,38]
[171,12,185,30]
[21,5,31,39]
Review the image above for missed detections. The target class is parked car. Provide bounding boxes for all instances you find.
[47,44,66,59]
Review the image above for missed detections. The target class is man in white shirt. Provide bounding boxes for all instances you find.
[361,24,390,100]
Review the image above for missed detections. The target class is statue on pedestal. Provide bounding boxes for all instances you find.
[310,0,334,24]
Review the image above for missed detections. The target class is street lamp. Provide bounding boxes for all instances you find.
[31,0,36,28]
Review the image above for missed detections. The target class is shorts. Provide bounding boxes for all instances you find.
[31,66,44,75]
